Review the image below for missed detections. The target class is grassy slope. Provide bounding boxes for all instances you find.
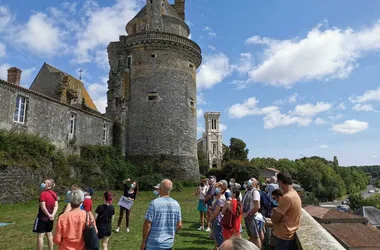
[0,187,218,250]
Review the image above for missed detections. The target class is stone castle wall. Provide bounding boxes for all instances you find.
[0,80,112,149]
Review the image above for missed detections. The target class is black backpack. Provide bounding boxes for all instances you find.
[259,190,272,218]
[83,212,99,250]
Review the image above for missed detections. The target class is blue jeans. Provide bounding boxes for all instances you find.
[212,220,224,247]
[276,238,295,250]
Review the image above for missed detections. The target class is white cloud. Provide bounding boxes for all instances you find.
[16,12,64,57]
[328,113,344,121]
[20,67,37,88]
[292,102,332,117]
[86,77,108,113]
[235,53,253,75]
[337,102,346,110]
[220,124,227,132]
[208,45,216,51]
[197,108,204,118]
[315,118,327,125]
[263,110,312,129]
[0,63,10,80]
[228,97,278,119]
[273,93,298,105]
[94,50,109,70]
[0,6,12,33]
[197,124,205,133]
[320,145,329,149]
[352,103,374,112]
[197,92,206,105]
[373,155,378,159]
[350,87,380,103]
[203,26,217,39]
[332,119,368,134]
[0,42,5,58]
[245,21,380,87]
[74,0,140,63]
[197,53,232,90]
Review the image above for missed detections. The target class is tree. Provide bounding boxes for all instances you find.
[198,151,209,175]
[375,178,380,188]
[223,160,260,184]
[224,138,249,162]
[332,156,339,170]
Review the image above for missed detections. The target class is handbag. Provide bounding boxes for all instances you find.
[83,212,99,250]
[221,209,235,229]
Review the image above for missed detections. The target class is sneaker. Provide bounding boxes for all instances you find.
[205,227,211,232]
[115,228,120,233]
[126,228,130,233]
[197,226,204,231]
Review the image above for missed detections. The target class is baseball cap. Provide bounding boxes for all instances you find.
[220,180,228,187]
[84,188,94,196]
[153,183,160,189]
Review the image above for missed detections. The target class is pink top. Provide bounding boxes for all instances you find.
[53,209,97,250]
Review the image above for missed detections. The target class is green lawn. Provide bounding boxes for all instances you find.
[0,187,220,250]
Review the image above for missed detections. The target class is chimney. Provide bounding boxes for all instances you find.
[174,0,185,20]
[7,67,22,86]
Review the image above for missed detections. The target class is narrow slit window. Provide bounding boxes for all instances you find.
[148,92,158,100]
[69,114,76,137]
[188,62,194,69]
[102,125,108,145]
[127,55,132,70]
[189,98,195,107]
[151,53,157,58]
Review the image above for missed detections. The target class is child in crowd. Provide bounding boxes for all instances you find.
[82,188,94,212]
[95,191,115,250]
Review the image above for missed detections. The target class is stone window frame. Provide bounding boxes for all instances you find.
[188,62,195,69]
[189,98,195,108]
[148,92,158,101]
[13,95,27,124]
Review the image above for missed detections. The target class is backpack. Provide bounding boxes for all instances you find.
[83,212,99,250]
[221,200,239,229]
[259,190,272,218]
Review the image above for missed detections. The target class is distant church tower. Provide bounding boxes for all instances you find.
[106,0,202,180]
[202,112,223,169]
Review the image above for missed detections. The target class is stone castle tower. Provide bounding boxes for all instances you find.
[106,0,202,180]
[201,112,223,169]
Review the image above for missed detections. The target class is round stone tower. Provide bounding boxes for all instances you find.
[106,0,202,180]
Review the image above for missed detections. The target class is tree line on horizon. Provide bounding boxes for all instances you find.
[200,137,371,200]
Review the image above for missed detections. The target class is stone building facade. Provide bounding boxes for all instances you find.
[197,112,223,169]
[0,66,112,150]
[106,0,202,180]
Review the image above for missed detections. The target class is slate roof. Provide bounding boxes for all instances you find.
[354,206,380,226]
[323,223,380,249]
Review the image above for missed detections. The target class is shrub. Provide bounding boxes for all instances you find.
[205,168,225,181]
[173,181,184,192]
[223,160,260,184]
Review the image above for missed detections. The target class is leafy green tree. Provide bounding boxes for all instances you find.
[224,138,249,162]
[375,178,380,188]
[223,160,260,184]
[250,157,278,170]
[198,151,209,175]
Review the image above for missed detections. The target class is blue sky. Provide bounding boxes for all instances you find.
[1,0,380,165]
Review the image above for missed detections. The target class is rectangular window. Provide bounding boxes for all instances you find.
[127,55,132,70]
[69,114,76,136]
[148,92,158,101]
[213,143,217,154]
[102,125,108,145]
[13,96,27,123]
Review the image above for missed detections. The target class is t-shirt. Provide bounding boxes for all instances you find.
[95,204,115,230]
[206,185,215,207]
[273,189,302,240]
[38,190,58,221]
[266,183,279,204]
[123,183,137,199]
[212,198,225,222]
[82,197,92,212]
[53,210,96,250]
[198,186,208,200]
[145,197,182,250]
[242,188,260,217]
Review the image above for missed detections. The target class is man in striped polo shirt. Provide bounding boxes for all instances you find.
[140,179,182,250]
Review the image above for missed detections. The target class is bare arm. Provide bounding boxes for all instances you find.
[63,203,72,213]
[140,220,152,250]
[40,202,51,217]
[209,205,222,222]
[195,187,200,196]
[51,201,59,218]
[176,221,183,233]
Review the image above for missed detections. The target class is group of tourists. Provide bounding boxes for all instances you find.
[195,173,302,250]
[33,172,301,250]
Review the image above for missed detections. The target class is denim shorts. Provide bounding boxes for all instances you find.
[244,215,259,238]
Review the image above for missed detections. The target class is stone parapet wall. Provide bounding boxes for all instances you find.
[297,209,345,250]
